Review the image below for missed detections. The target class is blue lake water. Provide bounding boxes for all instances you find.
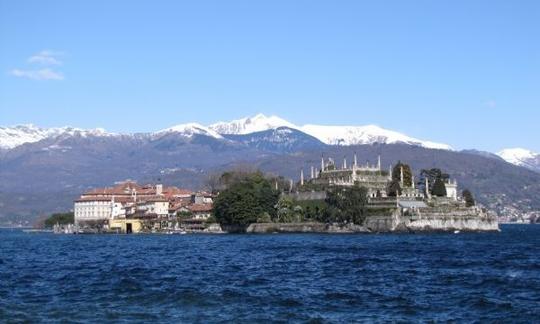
[1,225,539,322]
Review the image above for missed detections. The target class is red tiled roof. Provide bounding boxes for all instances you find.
[187,204,213,212]
[82,181,192,198]
[140,196,169,202]
[74,196,136,203]
[169,201,190,211]
[75,197,113,202]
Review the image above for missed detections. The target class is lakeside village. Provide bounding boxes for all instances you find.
[53,154,499,234]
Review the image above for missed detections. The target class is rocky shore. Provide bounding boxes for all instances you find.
[239,213,499,234]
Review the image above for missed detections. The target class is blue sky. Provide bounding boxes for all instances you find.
[0,0,538,152]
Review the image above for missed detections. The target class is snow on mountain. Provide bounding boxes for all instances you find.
[209,114,452,150]
[155,123,223,139]
[0,124,112,150]
[0,113,452,151]
[299,124,452,150]
[497,148,540,170]
[209,113,295,135]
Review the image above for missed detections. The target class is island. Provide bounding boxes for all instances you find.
[54,154,498,234]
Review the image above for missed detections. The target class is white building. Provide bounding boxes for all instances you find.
[74,197,123,224]
[445,179,458,200]
[136,197,169,217]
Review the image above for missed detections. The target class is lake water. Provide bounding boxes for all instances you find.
[1,225,539,322]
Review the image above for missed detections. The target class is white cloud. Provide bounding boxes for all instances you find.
[10,50,66,81]
[10,68,64,80]
[28,50,63,65]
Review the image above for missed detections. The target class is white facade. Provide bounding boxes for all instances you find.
[445,180,458,200]
[74,198,127,224]
[74,199,113,223]
[138,200,169,216]
[111,202,126,219]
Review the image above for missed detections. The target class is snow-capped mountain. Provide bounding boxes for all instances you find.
[497,148,540,171]
[155,123,223,139]
[299,124,451,150]
[1,113,453,151]
[209,114,452,150]
[209,113,295,135]
[0,124,111,150]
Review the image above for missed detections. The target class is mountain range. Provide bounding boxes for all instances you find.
[3,114,538,168]
[2,113,453,150]
[1,114,539,224]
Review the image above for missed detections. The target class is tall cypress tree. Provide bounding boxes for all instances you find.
[462,189,475,207]
[432,178,447,197]
[387,180,402,197]
[392,161,413,187]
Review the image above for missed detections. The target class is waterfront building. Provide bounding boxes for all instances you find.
[74,181,193,224]
[186,204,213,219]
[73,195,134,223]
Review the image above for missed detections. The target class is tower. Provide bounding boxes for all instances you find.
[311,166,314,179]
[377,155,381,170]
[354,153,358,167]
[321,156,324,172]
[300,169,304,186]
[400,166,404,186]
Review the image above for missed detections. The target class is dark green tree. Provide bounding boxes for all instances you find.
[213,172,279,226]
[462,189,475,207]
[392,161,413,187]
[387,180,402,197]
[419,168,449,194]
[325,186,368,225]
[44,212,74,228]
[432,178,447,197]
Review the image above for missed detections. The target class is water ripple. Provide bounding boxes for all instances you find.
[1,225,539,322]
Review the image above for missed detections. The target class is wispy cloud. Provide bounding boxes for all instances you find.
[10,68,64,80]
[10,50,66,81]
[27,50,63,65]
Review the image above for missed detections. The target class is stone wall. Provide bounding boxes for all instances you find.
[363,210,499,233]
[284,191,327,201]
[245,222,369,233]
